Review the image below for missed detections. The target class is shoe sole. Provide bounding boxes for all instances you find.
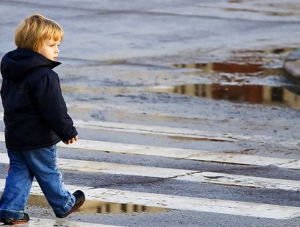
[0,213,29,225]
[11,220,29,225]
[0,219,29,225]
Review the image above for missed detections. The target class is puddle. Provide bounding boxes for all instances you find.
[173,62,265,75]
[173,48,294,73]
[28,195,169,214]
[81,200,168,214]
[167,135,233,142]
[149,83,300,109]
[148,48,300,109]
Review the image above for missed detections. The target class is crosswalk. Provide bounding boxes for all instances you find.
[0,118,300,226]
[0,179,299,220]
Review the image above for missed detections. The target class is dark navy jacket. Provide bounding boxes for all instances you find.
[0,48,78,151]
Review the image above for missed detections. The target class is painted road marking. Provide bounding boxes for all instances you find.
[73,119,298,147]
[0,113,298,146]
[16,218,124,227]
[0,132,299,169]
[84,188,300,220]
[59,142,300,170]
[0,179,298,220]
[0,112,235,142]
[0,153,299,191]
[74,119,236,142]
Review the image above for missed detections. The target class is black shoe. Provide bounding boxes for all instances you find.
[0,213,29,225]
[56,190,85,218]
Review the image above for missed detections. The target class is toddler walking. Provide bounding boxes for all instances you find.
[0,14,85,224]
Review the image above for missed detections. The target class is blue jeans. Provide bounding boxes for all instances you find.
[0,145,75,219]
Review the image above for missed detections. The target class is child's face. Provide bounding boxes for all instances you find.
[38,38,60,61]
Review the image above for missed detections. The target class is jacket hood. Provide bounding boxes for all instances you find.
[0,48,61,81]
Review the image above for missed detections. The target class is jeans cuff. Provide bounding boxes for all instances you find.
[53,194,75,216]
[0,209,24,219]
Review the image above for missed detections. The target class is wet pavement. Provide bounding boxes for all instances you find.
[1,0,300,226]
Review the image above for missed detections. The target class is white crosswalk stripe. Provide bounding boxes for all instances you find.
[72,119,299,147]
[0,179,299,220]
[17,218,124,227]
[1,153,300,191]
[0,132,299,169]
[0,114,298,146]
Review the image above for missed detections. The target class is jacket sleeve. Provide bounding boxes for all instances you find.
[32,69,78,141]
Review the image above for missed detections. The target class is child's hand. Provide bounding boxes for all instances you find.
[63,135,78,145]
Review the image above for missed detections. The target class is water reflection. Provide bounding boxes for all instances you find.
[165,48,300,108]
[173,60,284,79]
[173,48,294,77]
[172,83,300,109]
[174,62,263,75]
[28,195,168,214]
[147,83,300,109]
[82,200,168,214]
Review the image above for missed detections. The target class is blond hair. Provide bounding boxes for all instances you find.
[15,14,63,52]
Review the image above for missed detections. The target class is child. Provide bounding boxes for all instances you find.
[0,14,85,224]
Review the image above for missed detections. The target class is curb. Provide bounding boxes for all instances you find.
[283,48,300,85]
